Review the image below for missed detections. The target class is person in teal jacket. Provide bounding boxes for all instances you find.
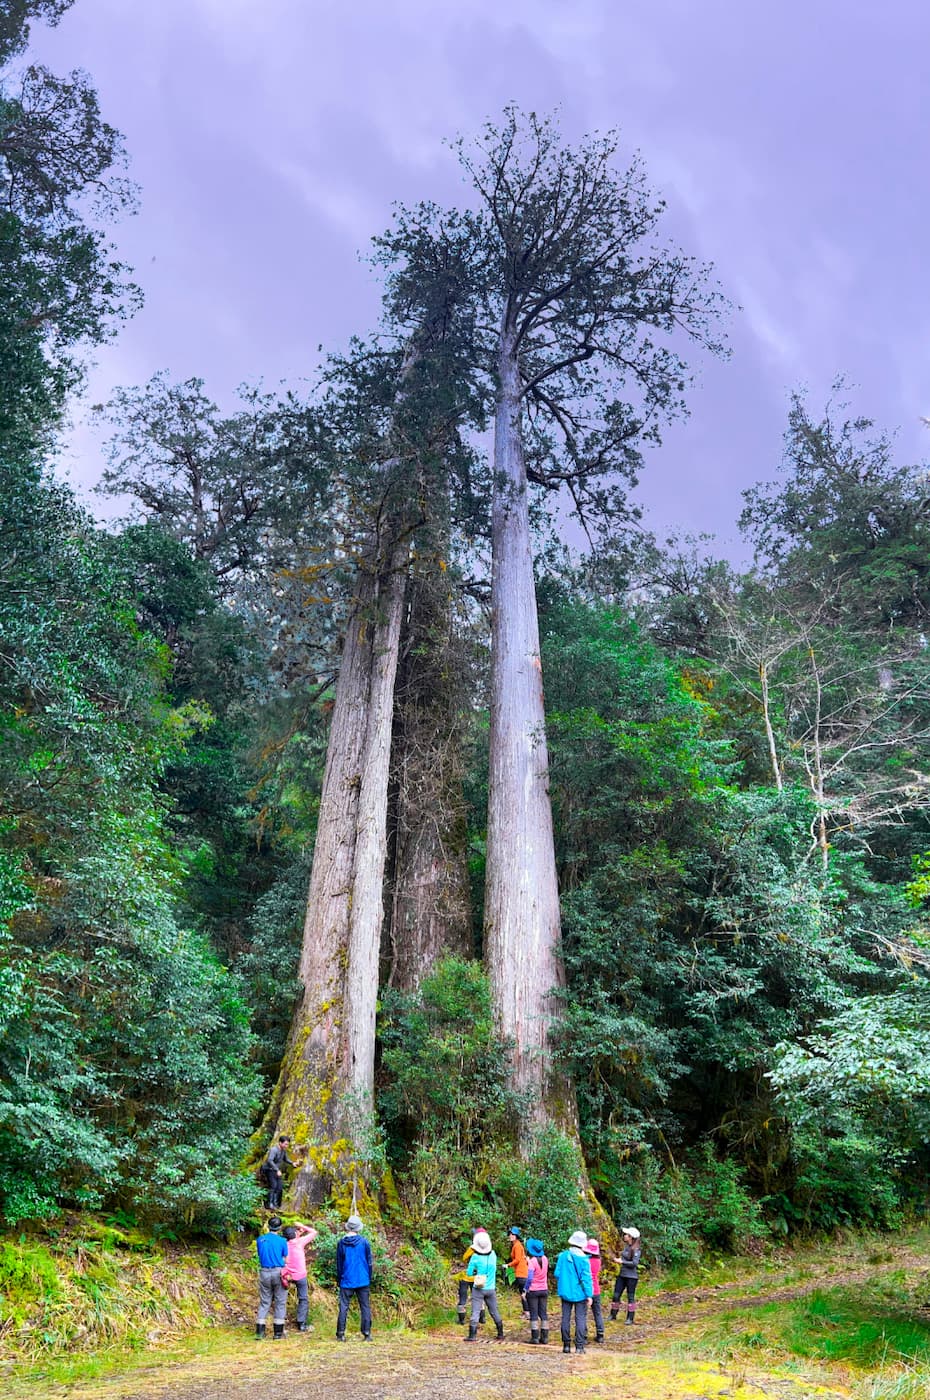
[464,1230,504,1342]
[553,1229,594,1354]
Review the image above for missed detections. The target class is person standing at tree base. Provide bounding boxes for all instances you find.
[262,1135,296,1210]
[336,1215,373,1340]
[465,1230,504,1342]
[609,1227,641,1325]
[524,1238,549,1344]
[585,1237,604,1342]
[255,1216,288,1340]
[554,1230,593,1354]
[282,1222,317,1332]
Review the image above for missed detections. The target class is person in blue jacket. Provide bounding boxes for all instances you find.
[553,1229,594,1354]
[255,1215,289,1340]
[335,1214,374,1340]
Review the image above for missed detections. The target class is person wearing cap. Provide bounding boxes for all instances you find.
[553,1230,594,1354]
[335,1214,373,1340]
[464,1230,504,1342]
[585,1238,604,1343]
[507,1226,529,1316]
[255,1215,289,1340]
[609,1227,641,1325]
[454,1228,486,1326]
[523,1237,549,1344]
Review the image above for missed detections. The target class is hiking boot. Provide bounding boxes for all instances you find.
[575,1344,586,1354]
[464,1325,478,1342]
[272,1324,285,1340]
[563,1342,571,1354]
[595,1333,604,1343]
[255,1323,266,1339]
[362,1333,372,1341]
[336,1332,346,1342]
[297,1322,310,1332]
[540,1329,549,1344]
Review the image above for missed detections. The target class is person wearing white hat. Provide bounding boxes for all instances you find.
[464,1230,504,1342]
[609,1227,641,1325]
[553,1229,594,1353]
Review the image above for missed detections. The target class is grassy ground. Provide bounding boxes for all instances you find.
[4,1226,930,1398]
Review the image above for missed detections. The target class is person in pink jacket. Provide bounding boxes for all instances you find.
[523,1237,549,1344]
[585,1237,604,1343]
[281,1222,317,1332]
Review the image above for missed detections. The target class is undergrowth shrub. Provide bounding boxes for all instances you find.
[379,958,524,1243]
[766,1131,905,1233]
[689,1144,765,1251]
[495,1127,591,1248]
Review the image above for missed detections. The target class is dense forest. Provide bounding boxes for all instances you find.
[3,0,930,1265]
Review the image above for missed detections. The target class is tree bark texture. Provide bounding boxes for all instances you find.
[263,530,410,1210]
[386,563,473,992]
[484,330,568,1127]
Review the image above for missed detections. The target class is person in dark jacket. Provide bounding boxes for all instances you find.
[609,1227,641,1324]
[255,1216,289,1340]
[263,1136,296,1210]
[335,1214,373,1340]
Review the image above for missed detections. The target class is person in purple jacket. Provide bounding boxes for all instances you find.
[335,1214,373,1340]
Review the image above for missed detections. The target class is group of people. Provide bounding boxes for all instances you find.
[254,1203,642,1354]
[458,1224,642,1353]
[255,1212,373,1340]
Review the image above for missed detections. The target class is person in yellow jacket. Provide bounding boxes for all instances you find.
[455,1228,487,1325]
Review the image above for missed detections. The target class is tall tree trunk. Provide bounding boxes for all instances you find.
[344,537,409,1101]
[484,326,569,1129]
[259,569,377,1206]
[386,562,473,992]
[759,661,783,792]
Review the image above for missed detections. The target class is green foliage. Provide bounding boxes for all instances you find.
[495,1127,591,1250]
[380,958,522,1152]
[688,1145,765,1252]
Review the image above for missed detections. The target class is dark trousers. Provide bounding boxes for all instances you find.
[591,1294,604,1337]
[612,1276,637,1311]
[291,1275,309,1326]
[561,1298,587,1348]
[337,1285,372,1336]
[527,1290,548,1331]
[266,1174,284,1209]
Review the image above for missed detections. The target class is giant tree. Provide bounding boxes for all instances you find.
[263,220,485,1206]
[456,109,724,1124]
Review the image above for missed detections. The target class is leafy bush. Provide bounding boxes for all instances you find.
[495,1127,591,1251]
[688,1144,765,1251]
[591,1136,699,1267]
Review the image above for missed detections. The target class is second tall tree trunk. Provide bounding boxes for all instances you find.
[484,328,567,1129]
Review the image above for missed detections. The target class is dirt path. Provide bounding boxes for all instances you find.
[15,1325,849,1400]
[14,1256,906,1400]
[13,1243,930,1400]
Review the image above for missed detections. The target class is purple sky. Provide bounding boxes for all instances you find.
[30,0,930,553]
